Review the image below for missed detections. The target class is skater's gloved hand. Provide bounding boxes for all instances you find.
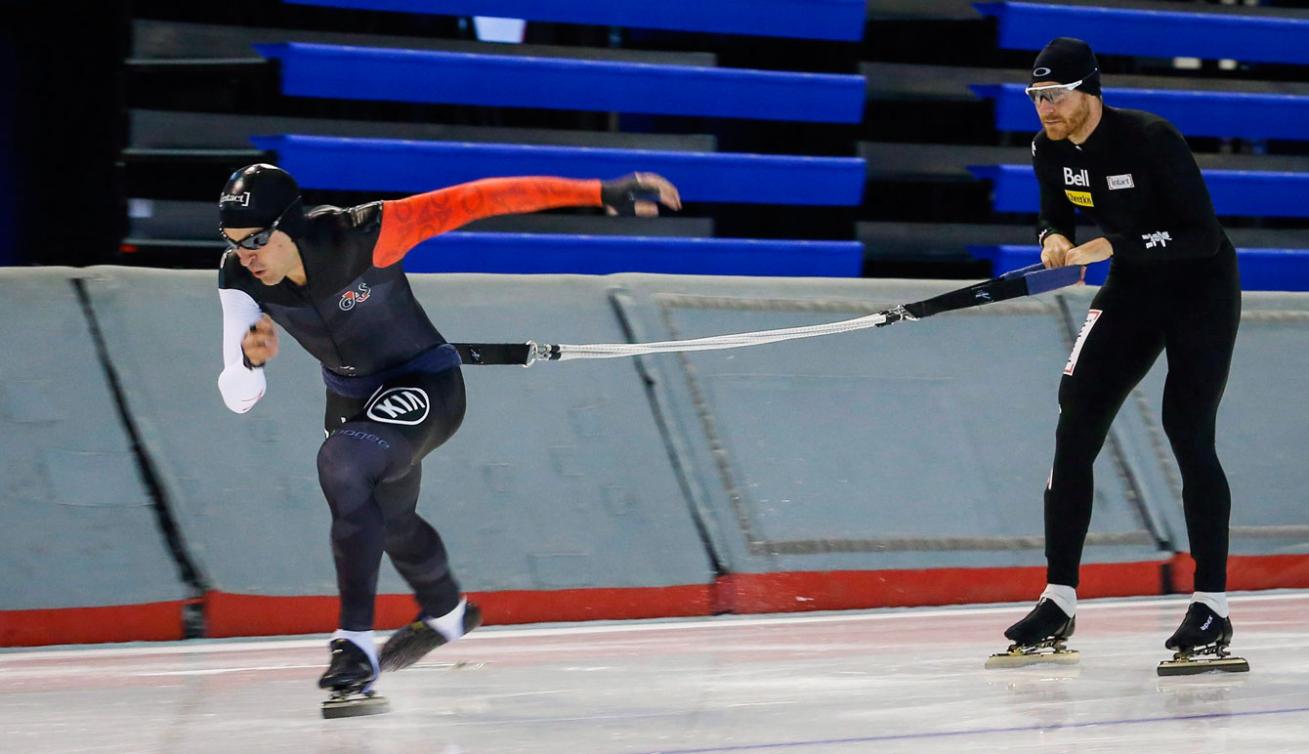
[242,314,279,368]
[601,173,682,217]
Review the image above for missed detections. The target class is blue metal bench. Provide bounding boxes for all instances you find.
[968,164,1309,218]
[400,232,863,276]
[972,84,1309,142]
[256,43,866,123]
[283,0,867,41]
[970,244,1309,291]
[975,2,1309,65]
[252,135,868,206]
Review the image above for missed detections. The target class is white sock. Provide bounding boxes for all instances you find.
[1040,584,1077,617]
[423,598,468,642]
[332,629,379,674]
[1192,591,1229,619]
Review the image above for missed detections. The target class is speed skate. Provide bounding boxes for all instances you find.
[1157,647,1250,677]
[986,598,1080,669]
[1157,602,1250,676]
[318,637,390,719]
[986,640,1080,669]
[321,687,390,719]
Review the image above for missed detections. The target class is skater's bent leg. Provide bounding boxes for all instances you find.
[318,426,410,630]
[1163,384,1231,594]
[1161,330,1237,594]
[1045,301,1162,588]
[376,464,462,619]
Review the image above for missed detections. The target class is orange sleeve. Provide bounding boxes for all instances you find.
[372,176,603,267]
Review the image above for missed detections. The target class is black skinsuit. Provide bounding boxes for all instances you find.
[220,202,465,630]
[1033,106,1241,593]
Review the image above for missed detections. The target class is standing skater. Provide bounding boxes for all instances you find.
[216,164,681,716]
[986,38,1247,675]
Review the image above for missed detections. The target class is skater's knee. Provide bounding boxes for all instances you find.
[318,428,397,490]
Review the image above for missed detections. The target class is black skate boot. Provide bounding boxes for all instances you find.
[379,601,482,672]
[986,599,1079,669]
[319,638,389,719]
[1157,603,1249,676]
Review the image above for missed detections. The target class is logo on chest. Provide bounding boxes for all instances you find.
[1142,230,1173,249]
[339,282,372,311]
[1063,167,1090,187]
[1062,168,1094,207]
[1107,173,1135,191]
[1064,190,1094,207]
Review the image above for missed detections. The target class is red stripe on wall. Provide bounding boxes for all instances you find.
[714,561,1164,614]
[8,555,1307,646]
[1167,552,1309,593]
[0,601,187,647]
[204,584,716,638]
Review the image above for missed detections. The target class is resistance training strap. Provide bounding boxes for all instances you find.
[453,263,1082,367]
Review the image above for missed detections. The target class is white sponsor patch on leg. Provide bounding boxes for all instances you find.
[1063,309,1102,376]
[366,387,431,425]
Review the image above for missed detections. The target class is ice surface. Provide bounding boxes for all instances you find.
[3,592,1306,753]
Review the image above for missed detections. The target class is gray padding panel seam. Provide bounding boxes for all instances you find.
[72,279,209,634]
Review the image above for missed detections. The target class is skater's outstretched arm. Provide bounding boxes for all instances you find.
[371,173,681,267]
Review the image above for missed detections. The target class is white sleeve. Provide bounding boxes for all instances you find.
[217,287,267,414]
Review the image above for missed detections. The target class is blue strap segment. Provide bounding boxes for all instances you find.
[282,0,867,41]
[973,85,1309,142]
[255,43,866,123]
[975,1,1309,65]
[973,244,1309,291]
[968,164,1309,218]
[1019,263,1082,295]
[252,135,868,206]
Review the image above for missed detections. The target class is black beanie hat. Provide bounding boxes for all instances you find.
[218,163,306,239]
[1030,37,1101,97]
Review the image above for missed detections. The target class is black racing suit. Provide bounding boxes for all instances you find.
[1033,106,1240,593]
[219,202,466,630]
[217,177,606,630]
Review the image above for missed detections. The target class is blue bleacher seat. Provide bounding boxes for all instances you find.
[251,135,868,206]
[975,2,1309,65]
[283,0,867,41]
[400,232,863,276]
[968,164,1309,218]
[973,85,1309,142]
[971,244,1309,291]
[255,43,866,123]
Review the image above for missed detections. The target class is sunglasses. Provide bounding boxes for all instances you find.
[1025,75,1093,105]
[220,202,294,251]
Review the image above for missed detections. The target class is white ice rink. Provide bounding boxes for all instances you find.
[3,591,1307,754]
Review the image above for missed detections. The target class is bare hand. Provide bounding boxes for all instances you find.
[602,172,682,217]
[1040,233,1075,269]
[1065,237,1114,282]
[242,314,279,367]
[1065,237,1114,266]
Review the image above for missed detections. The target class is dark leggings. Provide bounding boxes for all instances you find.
[1045,253,1240,593]
[317,367,466,631]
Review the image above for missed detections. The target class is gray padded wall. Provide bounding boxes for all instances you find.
[80,266,335,596]
[1061,288,1309,558]
[82,268,714,597]
[402,274,715,591]
[0,268,187,610]
[613,275,1162,575]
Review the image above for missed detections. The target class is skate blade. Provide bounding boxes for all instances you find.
[985,649,1080,669]
[1157,656,1250,677]
[379,636,443,673]
[321,693,390,719]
